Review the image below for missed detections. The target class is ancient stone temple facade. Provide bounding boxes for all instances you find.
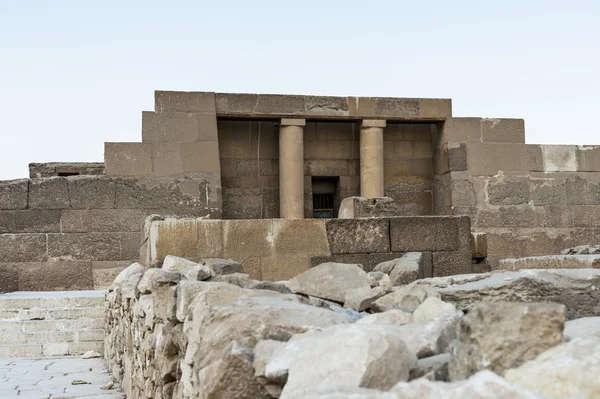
[1,91,600,291]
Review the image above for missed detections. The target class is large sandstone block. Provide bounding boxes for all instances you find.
[104,143,153,177]
[142,111,218,143]
[448,302,565,380]
[18,261,94,291]
[28,177,69,209]
[390,217,461,252]
[89,209,146,232]
[0,263,19,293]
[481,118,525,143]
[467,143,544,176]
[155,91,216,114]
[441,118,482,143]
[223,220,273,259]
[487,178,530,205]
[0,234,47,262]
[13,210,61,233]
[0,179,28,210]
[272,219,329,257]
[68,176,117,209]
[325,219,390,254]
[47,233,123,261]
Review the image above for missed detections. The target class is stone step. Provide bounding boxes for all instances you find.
[0,341,104,358]
[0,329,104,345]
[0,318,104,333]
[0,307,105,321]
[0,290,105,310]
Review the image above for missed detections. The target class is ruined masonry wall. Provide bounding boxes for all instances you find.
[142,216,472,280]
[0,176,218,293]
[435,117,600,266]
[218,120,435,219]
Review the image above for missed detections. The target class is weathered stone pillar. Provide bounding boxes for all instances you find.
[360,119,386,197]
[279,118,305,219]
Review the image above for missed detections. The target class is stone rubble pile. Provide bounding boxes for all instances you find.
[105,256,600,399]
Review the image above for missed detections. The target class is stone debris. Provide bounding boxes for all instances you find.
[104,259,600,398]
[374,252,425,286]
[418,268,600,320]
[287,262,371,303]
[504,338,600,399]
[200,257,244,275]
[162,255,212,281]
[564,316,600,340]
[561,244,600,255]
[449,301,565,380]
[81,350,102,359]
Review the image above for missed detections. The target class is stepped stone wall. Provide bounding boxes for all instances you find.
[142,215,472,280]
[434,117,600,266]
[0,175,218,293]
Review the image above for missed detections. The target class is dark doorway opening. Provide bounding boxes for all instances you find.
[312,177,340,218]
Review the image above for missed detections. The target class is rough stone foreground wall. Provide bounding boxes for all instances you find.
[0,175,219,293]
[142,216,472,279]
[434,117,600,266]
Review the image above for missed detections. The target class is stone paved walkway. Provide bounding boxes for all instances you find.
[0,356,123,398]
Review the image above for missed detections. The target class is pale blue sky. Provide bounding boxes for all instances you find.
[1,1,599,180]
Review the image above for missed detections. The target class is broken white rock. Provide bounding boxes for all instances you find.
[162,255,212,281]
[391,315,460,358]
[201,257,244,275]
[449,301,565,381]
[392,370,544,398]
[287,262,371,303]
[411,297,458,323]
[367,271,392,291]
[136,268,182,295]
[344,286,387,312]
[357,310,412,326]
[564,317,600,340]
[372,284,440,313]
[374,252,424,286]
[504,338,600,399]
[81,350,102,359]
[265,324,417,396]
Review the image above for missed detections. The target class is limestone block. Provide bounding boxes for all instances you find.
[28,177,69,209]
[0,234,47,262]
[390,217,459,252]
[0,179,28,210]
[504,337,600,399]
[411,297,458,323]
[197,342,271,399]
[287,262,371,303]
[137,268,182,295]
[223,219,273,259]
[309,252,409,273]
[386,315,460,359]
[304,96,350,117]
[374,253,424,285]
[497,254,600,271]
[487,178,530,205]
[393,370,544,398]
[481,118,525,144]
[467,143,544,175]
[47,233,122,261]
[200,258,243,276]
[90,209,147,232]
[441,118,482,143]
[0,210,15,233]
[432,250,471,277]
[151,142,183,177]
[13,210,61,233]
[372,284,440,313]
[18,261,94,291]
[448,143,467,171]
[162,255,211,281]
[68,176,117,209]
[155,91,216,114]
[356,309,412,326]
[325,219,390,254]
[0,263,19,293]
[181,141,221,173]
[266,324,417,394]
[577,146,600,171]
[60,210,91,232]
[142,111,215,143]
[448,302,565,380]
[272,219,329,257]
[104,143,153,177]
[419,98,452,119]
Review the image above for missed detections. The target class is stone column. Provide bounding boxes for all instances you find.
[360,119,386,197]
[279,118,305,219]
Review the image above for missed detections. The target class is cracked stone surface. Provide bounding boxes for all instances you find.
[0,356,123,398]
